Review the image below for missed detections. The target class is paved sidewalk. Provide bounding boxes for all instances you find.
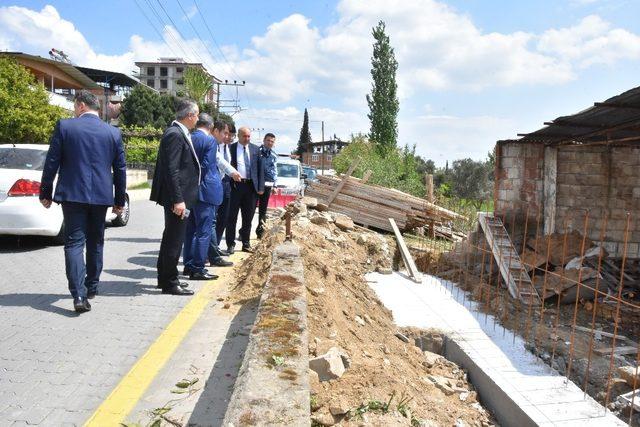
[0,199,255,426]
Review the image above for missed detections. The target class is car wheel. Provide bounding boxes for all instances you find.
[112,194,130,227]
[53,221,65,245]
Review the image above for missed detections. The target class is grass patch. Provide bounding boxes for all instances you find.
[128,181,151,190]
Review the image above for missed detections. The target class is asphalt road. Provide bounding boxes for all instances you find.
[0,199,239,425]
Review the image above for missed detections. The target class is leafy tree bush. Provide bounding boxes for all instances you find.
[0,56,69,143]
[183,66,212,104]
[120,84,175,128]
[333,134,425,197]
[120,125,162,165]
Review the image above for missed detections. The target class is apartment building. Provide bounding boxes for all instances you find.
[135,58,218,102]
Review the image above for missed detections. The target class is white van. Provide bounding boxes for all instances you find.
[275,157,304,196]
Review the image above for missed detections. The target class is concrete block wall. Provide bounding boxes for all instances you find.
[495,142,640,258]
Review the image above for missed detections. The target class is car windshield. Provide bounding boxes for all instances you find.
[0,147,47,171]
[277,163,299,178]
[303,168,317,179]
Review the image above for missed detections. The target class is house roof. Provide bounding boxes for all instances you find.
[3,52,101,90]
[500,85,640,146]
[75,66,140,88]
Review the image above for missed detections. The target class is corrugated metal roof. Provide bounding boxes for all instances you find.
[75,66,140,88]
[3,52,101,90]
[500,85,640,146]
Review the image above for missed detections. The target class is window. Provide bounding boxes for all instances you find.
[0,148,47,170]
[326,155,332,161]
[311,154,319,162]
[276,163,300,178]
[160,67,168,76]
[160,79,168,89]
[147,67,155,76]
[176,79,184,86]
[146,79,155,88]
[176,67,183,73]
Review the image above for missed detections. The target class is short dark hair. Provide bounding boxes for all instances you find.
[73,90,100,111]
[196,113,214,129]
[175,99,198,120]
[213,120,228,133]
[227,123,236,134]
[264,132,275,140]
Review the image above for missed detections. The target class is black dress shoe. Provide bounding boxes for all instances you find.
[190,271,218,280]
[182,267,194,276]
[162,285,194,295]
[242,245,253,253]
[226,246,235,255]
[157,282,190,289]
[211,258,233,267]
[74,297,91,313]
[87,291,97,299]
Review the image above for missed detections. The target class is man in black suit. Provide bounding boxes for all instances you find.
[40,91,126,313]
[150,99,200,295]
[225,127,264,253]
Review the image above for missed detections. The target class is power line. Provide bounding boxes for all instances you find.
[150,0,204,63]
[142,0,193,60]
[174,0,222,73]
[133,0,181,58]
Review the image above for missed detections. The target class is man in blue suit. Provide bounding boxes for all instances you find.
[182,115,238,280]
[225,127,264,253]
[40,91,126,313]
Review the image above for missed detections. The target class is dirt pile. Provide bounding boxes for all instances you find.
[228,201,495,426]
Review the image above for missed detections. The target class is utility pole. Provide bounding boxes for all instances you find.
[321,120,325,175]
[215,79,246,119]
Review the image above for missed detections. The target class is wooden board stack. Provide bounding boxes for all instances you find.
[305,174,465,233]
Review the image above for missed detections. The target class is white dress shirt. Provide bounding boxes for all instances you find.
[236,143,251,179]
[215,142,237,177]
[172,120,201,183]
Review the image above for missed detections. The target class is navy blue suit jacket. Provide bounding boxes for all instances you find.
[40,113,126,206]
[191,129,223,206]
[229,142,264,194]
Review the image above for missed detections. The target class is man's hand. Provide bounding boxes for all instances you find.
[112,206,124,215]
[172,202,186,218]
[230,171,241,182]
[40,199,52,209]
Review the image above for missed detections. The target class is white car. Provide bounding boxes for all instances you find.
[275,156,304,196]
[0,144,130,243]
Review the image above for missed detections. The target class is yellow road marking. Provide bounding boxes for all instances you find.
[84,257,243,426]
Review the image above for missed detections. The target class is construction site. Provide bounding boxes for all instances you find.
[212,83,640,426]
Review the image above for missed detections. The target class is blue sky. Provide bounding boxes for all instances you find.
[1,0,640,165]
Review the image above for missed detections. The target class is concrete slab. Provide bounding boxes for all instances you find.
[367,272,625,427]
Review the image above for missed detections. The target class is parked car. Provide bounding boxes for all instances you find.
[0,144,130,243]
[302,165,318,183]
[275,157,304,196]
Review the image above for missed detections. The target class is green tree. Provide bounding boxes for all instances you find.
[296,108,312,155]
[366,21,399,154]
[183,66,212,104]
[0,56,68,143]
[120,84,175,128]
[449,158,492,205]
[199,102,235,128]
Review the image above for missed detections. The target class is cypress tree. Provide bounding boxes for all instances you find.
[296,108,312,155]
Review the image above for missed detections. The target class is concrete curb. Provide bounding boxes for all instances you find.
[222,241,309,426]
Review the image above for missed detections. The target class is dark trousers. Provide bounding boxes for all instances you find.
[255,186,273,238]
[61,202,108,299]
[157,206,188,289]
[225,181,257,248]
[215,179,231,245]
[183,202,216,273]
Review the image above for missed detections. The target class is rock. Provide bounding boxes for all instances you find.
[315,202,329,212]
[427,375,456,395]
[295,201,308,216]
[423,351,444,368]
[395,332,410,343]
[618,366,640,386]
[223,303,231,309]
[308,286,325,296]
[356,233,369,245]
[309,347,350,381]
[311,408,336,426]
[333,215,355,232]
[354,315,366,326]
[376,266,393,274]
[302,196,318,208]
[297,217,311,227]
[328,397,350,415]
[310,214,329,225]
[309,369,322,394]
[609,377,632,396]
[419,333,444,354]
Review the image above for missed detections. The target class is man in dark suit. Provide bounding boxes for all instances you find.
[212,123,235,261]
[225,127,264,253]
[150,99,200,295]
[183,115,238,280]
[40,90,126,313]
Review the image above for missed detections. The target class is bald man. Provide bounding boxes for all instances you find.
[224,127,264,253]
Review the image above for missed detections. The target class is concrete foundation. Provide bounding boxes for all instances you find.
[367,272,625,426]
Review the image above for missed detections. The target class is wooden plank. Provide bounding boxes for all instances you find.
[361,169,373,184]
[573,325,629,341]
[389,218,422,282]
[326,158,360,207]
[594,345,638,356]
